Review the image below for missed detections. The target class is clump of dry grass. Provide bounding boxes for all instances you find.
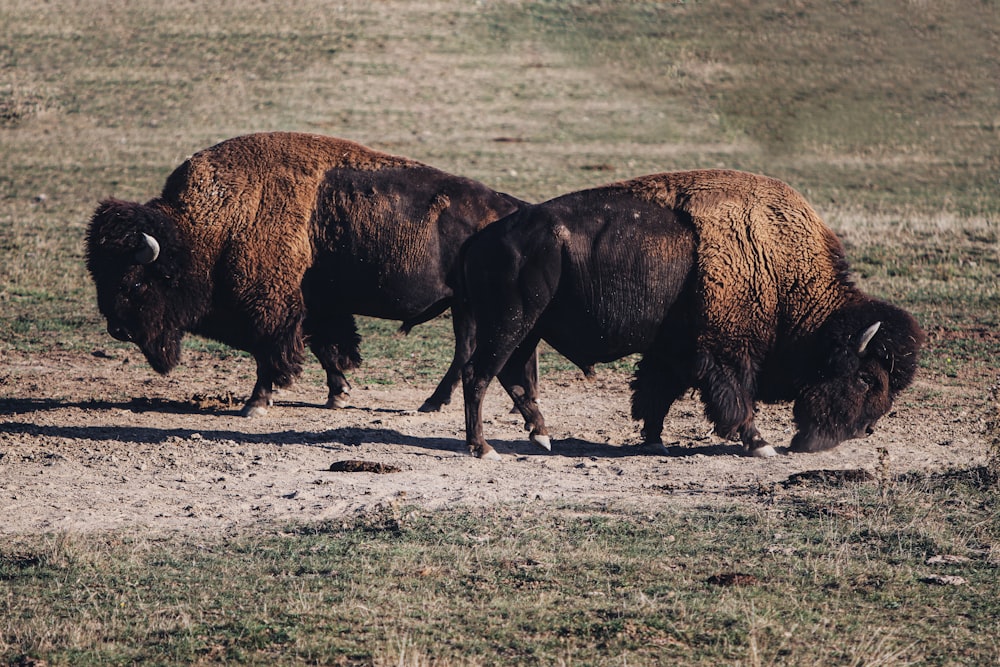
[0,84,60,128]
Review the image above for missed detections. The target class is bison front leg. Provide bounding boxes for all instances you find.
[739,423,775,458]
[320,366,352,409]
[242,374,274,417]
[242,334,305,417]
[419,302,474,413]
[695,350,777,458]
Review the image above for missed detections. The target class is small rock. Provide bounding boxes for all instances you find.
[926,554,970,565]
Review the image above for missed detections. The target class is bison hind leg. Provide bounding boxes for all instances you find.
[419,301,475,413]
[497,338,548,451]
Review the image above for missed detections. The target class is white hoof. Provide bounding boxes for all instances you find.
[748,444,778,458]
[241,405,268,418]
[531,434,552,452]
[480,449,502,461]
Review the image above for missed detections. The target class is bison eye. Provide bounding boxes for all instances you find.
[123,280,146,299]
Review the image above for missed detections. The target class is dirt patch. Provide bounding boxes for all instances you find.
[706,573,760,587]
[328,460,402,474]
[0,349,990,535]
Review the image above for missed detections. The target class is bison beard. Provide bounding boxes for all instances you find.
[137,330,184,376]
[459,170,924,459]
[85,132,524,416]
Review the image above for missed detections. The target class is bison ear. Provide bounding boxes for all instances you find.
[857,321,881,356]
[135,232,160,264]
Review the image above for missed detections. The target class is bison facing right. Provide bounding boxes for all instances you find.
[459,169,924,460]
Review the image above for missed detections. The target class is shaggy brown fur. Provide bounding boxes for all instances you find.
[459,170,923,459]
[163,132,417,320]
[631,170,851,341]
[87,132,523,415]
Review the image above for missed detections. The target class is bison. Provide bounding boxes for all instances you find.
[459,169,924,460]
[86,132,523,416]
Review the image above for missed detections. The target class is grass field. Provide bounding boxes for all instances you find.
[1,0,999,664]
[2,472,998,665]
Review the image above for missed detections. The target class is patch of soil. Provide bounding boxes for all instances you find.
[0,349,990,535]
[706,573,760,587]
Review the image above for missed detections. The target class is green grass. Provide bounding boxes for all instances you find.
[2,472,998,665]
[482,0,1000,214]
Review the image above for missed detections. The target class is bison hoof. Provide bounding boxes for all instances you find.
[531,433,552,452]
[747,444,778,458]
[326,393,350,409]
[472,445,502,461]
[639,441,671,455]
[417,400,443,413]
[241,405,268,418]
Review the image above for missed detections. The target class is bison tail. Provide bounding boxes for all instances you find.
[399,299,452,335]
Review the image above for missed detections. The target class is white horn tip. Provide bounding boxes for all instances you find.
[136,232,160,264]
[858,321,881,355]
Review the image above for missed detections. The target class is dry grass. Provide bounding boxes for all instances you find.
[2,482,998,664]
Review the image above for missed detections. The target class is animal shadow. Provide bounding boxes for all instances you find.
[552,438,751,458]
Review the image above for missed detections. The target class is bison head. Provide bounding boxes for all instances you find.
[86,199,203,374]
[790,300,924,453]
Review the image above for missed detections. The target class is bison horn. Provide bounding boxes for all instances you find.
[135,233,160,264]
[857,321,881,355]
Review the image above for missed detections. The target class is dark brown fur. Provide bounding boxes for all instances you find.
[86,132,523,415]
[459,170,924,458]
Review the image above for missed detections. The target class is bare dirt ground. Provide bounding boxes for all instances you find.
[0,347,989,535]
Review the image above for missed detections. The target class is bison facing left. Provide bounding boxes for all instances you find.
[86,132,522,415]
